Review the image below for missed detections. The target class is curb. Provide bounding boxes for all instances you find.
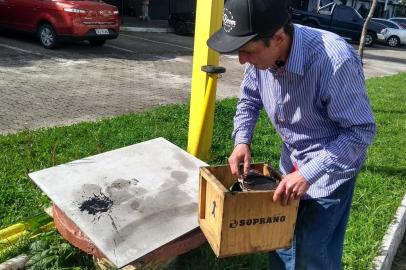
[120,26,174,33]
[0,254,28,270]
[372,193,406,270]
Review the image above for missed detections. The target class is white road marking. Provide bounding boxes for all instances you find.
[0,43,91,66]
[154,55,191,62]
[54,59,89,65]
[105,44,137,53]
[0,43,42,56]
[120,33,193,51]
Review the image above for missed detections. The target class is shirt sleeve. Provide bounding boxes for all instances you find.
[232,65,264,145]
[299,58,376,184]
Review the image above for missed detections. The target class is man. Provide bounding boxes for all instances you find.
[207,0,376,269]
[140,0,150,21]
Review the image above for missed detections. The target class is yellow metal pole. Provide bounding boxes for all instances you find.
[189,75,215,157]
[187,0,224,160]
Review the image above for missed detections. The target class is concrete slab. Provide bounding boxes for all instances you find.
[28,138,207,268]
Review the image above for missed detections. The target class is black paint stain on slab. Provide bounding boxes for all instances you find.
[79,192,113,215]
[108,214,119,233]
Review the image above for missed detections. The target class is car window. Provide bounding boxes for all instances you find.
[333,6,356,21]
[373,19,400,29]
[318,2,335,15]
[391,18,405,23]
[386,21,400,28]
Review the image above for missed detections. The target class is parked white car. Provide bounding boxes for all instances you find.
[372,18,406,47]
[389,17,406,29]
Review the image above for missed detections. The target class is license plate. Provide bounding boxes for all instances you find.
[95,29,109,35]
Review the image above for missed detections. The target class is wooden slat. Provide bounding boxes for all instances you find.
[198,174,207,219]
[199,167,228,193]
[206,165,237,189]
[198,167,226,257]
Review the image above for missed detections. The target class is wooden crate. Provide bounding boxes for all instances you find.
[198,163,299,257]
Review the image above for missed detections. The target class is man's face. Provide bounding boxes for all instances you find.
[238,39,279,70]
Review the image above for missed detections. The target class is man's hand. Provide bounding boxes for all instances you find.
[273,170,310,206]
[228,144,251,176]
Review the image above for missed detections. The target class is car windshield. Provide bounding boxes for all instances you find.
[373,19,400,29]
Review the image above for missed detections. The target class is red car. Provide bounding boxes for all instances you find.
[0,0,120,49]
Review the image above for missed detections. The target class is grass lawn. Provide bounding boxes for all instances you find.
[0,73,405,269]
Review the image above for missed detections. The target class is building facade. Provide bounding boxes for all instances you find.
[293,0,401,18]
[104,0,195,20]
[107,0,402,21]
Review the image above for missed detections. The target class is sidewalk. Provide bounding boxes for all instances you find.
[120,17,173,33]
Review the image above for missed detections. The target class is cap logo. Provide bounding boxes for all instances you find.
[223,8,236,33]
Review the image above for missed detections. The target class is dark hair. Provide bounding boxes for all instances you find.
[252,21,294,47]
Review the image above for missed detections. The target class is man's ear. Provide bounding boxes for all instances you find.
[272,28,285,47]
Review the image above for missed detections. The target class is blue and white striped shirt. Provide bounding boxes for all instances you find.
[232,24,376,198]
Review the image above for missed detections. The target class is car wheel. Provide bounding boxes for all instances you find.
[364,31,376,47]
[174,21,187,35]
[38,23,58,49]
[386,35,400,47]
[89,40,106,47]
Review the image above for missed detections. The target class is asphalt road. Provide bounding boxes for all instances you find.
[0,30,405,268]
[1,30,405,135]
[0,30,244,135]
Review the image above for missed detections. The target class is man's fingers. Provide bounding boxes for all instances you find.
[243,155,251,175]
[273,181,285,202]
[283,189,290,206]
[288,193,296,205]
[280,181,293,206]
[228,144,251,176]
[228,156,238,175]
[291,188,299,200]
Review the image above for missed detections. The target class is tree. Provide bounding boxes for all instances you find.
[358,0,378,59]
[395,0,406,16]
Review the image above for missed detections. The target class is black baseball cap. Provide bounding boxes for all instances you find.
[207,0,289,53]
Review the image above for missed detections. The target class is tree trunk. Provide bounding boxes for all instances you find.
[358,0,378,59]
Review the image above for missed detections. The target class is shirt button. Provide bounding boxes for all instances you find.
[279,117,284,122]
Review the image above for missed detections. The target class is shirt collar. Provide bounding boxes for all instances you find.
[284,24,304,76]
